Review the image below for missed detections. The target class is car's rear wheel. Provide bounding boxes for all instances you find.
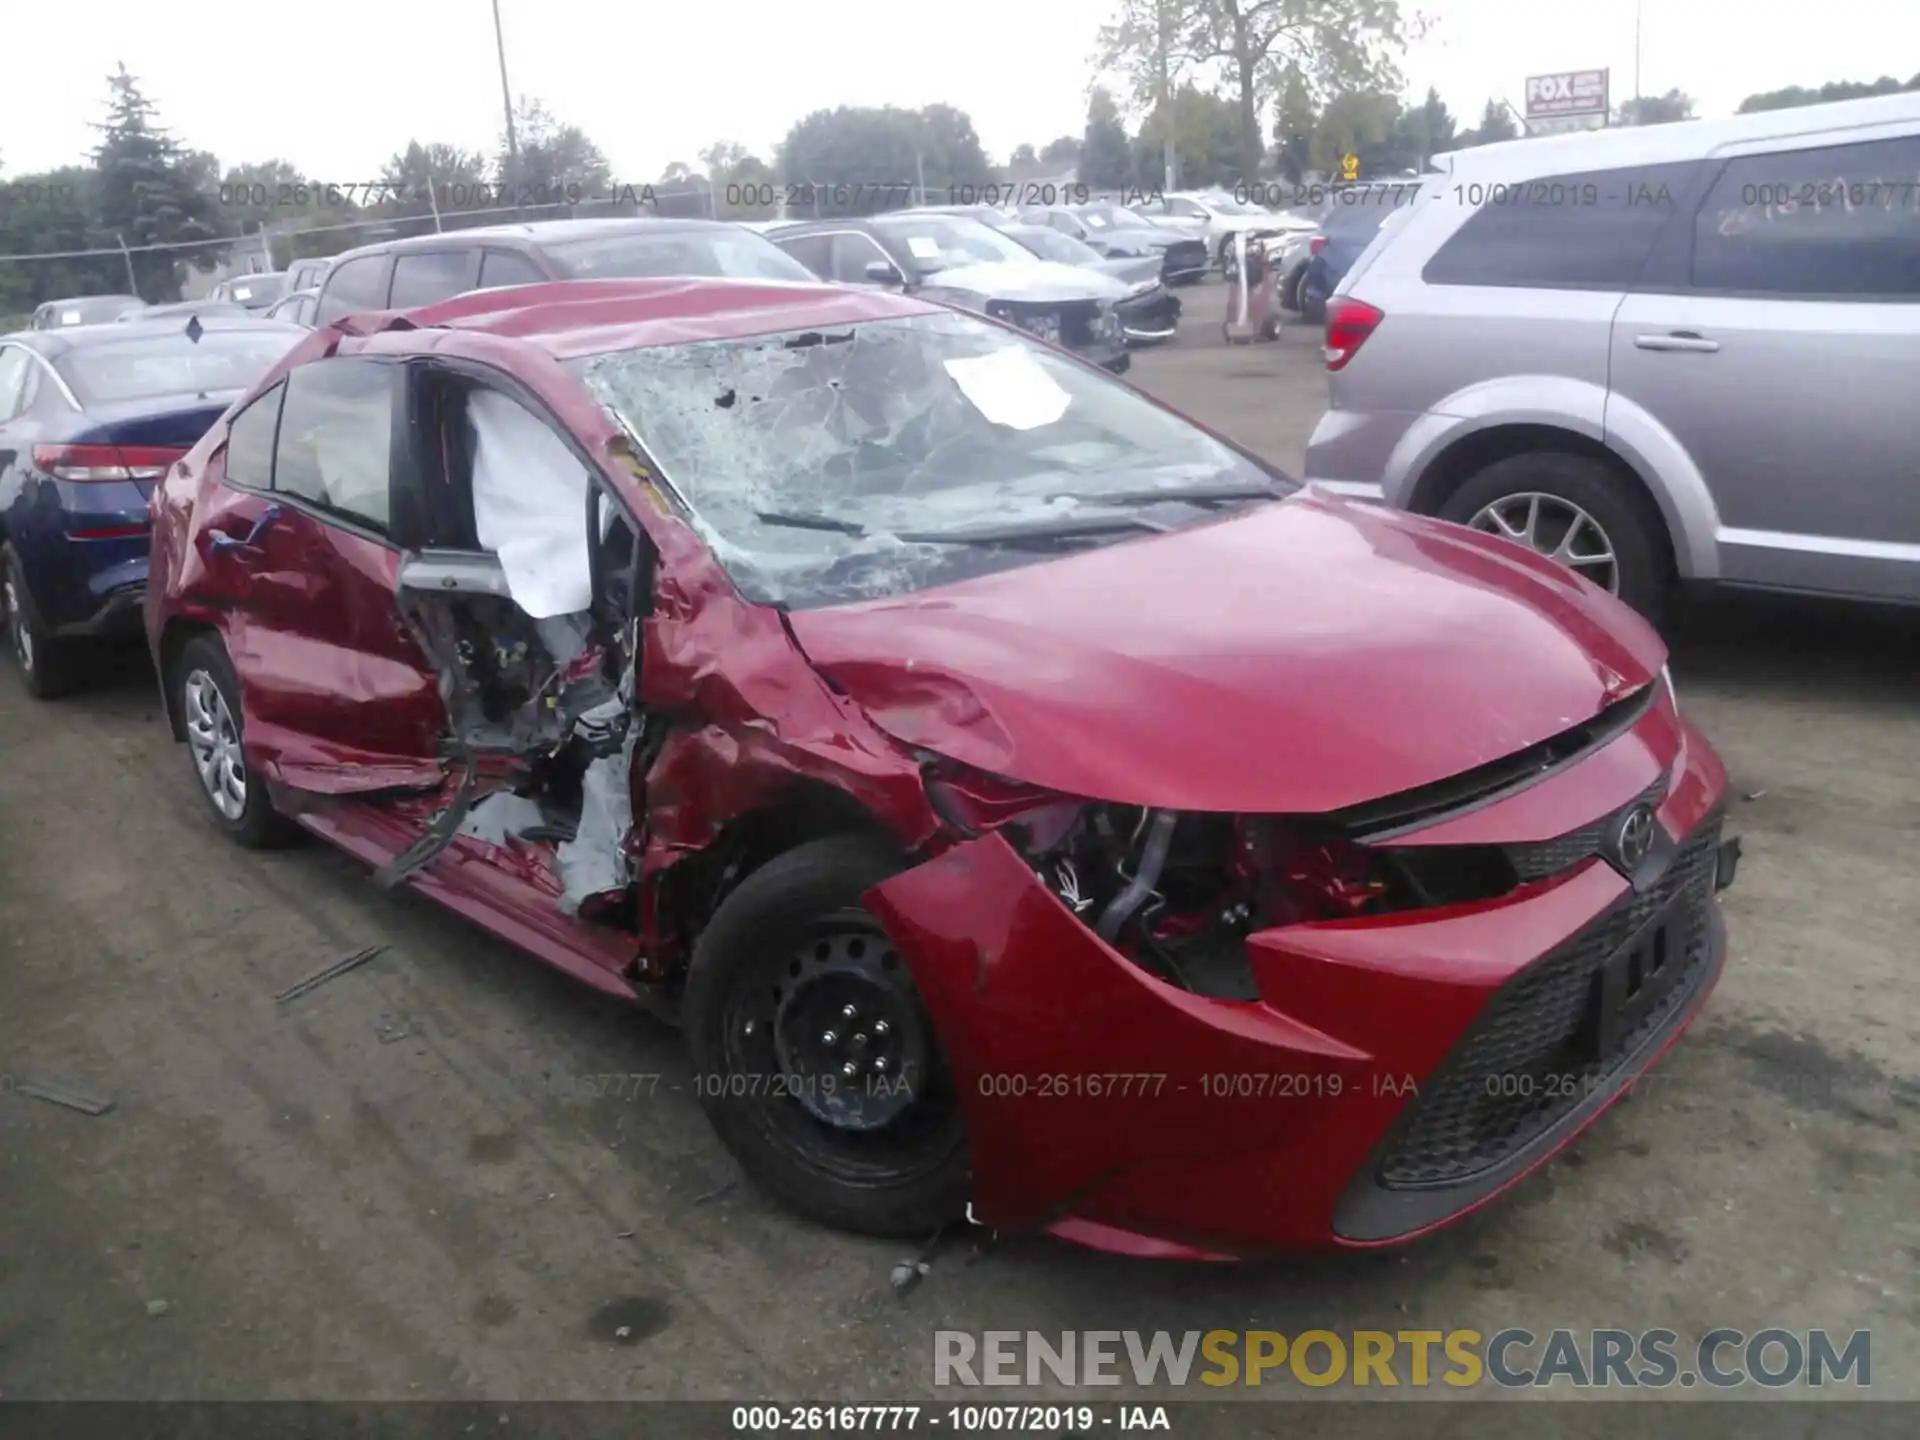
[1299,272,1328,324]
[1281,261,1308,312]
[173,633,297,848]
[684,834,970,1237]
[1439,452,1669,619]
[2,546,82,700]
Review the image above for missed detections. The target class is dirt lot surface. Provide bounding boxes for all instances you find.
[2,292,1915,1422]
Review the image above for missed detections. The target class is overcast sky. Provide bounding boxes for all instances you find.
[3,0,1915,188]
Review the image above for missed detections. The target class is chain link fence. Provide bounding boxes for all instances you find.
[0,180,726,322]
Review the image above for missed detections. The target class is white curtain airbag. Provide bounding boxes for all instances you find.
[468,389,593,618]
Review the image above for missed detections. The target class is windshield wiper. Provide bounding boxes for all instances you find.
[1045,481,1289,510]
[756,510,867,535]
[754,510,1171,546]
[892,514,1173,545]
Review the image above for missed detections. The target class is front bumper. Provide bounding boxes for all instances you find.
[57,576,148,638]
[1118,289,1181,344]
[864,714,1733,1257]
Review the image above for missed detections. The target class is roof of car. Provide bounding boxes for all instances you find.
[36,293,141,308]
[763,216,885,237]
[1434,89,1920,176]
[336,217,753,259]
[354,277,944,359]
[14,313,306,357]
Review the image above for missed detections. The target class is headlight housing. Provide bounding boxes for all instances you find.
[983,300,1060,342]
[1661,663,1680,714]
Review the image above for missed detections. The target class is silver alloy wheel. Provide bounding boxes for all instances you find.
[183,669,247,820]
[3,575,30,672]
[1466,491,1621,595]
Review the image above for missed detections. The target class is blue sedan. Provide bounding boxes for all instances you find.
[0,313,303,697]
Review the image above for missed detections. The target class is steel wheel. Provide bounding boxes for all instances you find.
[3,573,29,673]
[728,912,946,1148]
[183,668,248,820]
[1466,491,1621,595]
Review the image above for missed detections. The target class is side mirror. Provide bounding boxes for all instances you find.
[864,259,905,286]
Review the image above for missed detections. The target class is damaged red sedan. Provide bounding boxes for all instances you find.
[146,277,1740,1258]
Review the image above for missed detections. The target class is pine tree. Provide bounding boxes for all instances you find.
[90,64,218,300]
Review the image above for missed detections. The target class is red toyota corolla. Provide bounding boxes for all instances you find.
[146,277,1740,1258]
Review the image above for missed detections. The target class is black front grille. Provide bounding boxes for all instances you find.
[1506,774,1670,882]
[1374,817,1723,1190]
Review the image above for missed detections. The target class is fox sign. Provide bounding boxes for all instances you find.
[1525,69,1610,118]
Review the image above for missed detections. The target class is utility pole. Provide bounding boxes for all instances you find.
[1634,0,1643,103]
[1156,0,1178,191]
[116,233,138,297]
[493,0,519,180]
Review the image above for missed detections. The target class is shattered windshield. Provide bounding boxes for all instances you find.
[868,215,1036,273]
[568,311,1294,609]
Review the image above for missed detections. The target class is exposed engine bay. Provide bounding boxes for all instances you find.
[1007,802,1533,1000]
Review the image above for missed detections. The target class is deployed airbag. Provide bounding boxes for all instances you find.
[469,389,594,618]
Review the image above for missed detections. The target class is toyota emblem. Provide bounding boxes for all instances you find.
[1609,803,1658,873]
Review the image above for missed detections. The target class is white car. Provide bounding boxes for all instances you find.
[1131,191,1317,276]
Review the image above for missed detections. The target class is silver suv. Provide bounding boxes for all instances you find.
[1304,92,1920,617]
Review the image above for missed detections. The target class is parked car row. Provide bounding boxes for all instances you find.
[764,213,1132,369]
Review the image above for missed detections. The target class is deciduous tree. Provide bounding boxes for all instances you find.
[1738,73,1920,113]
[1098,0,1415,183]
[497,98,612,202]
[1616,89,1695,126]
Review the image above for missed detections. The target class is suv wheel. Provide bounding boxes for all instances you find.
[1439,453,1668,619]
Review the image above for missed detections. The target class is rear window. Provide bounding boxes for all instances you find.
[545,230,815,282]
[1422,162,1698,289]
[56,331,298,405]
[224,274,288,307]
[1321,185,1422,238]
[48,296,139,327]
[316,254,391,324]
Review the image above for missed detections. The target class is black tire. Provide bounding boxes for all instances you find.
[171,633,298,848]
[684,834,970,1237]
[2,545,83,700]
[1281,262,1307,312]
[1437,452,1671,621]
[1300,279,1327,325]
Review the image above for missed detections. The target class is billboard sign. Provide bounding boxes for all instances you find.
[1525,69,1611,119]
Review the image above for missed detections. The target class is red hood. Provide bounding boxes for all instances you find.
[784,493,1666,814]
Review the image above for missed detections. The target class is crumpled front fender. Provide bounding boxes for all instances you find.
[862,832,1370,1239]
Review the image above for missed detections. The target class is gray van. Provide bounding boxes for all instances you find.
[1303,91,1920,616]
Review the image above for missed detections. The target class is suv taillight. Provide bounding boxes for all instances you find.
[1324,298,1384,372]
[32,443,186,482]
